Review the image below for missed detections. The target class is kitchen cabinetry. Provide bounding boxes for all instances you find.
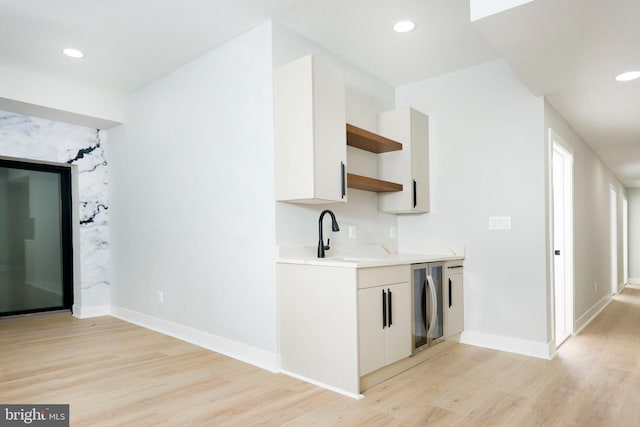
[444,262,464,337]
[377,108,430,213]
[357,266,411,376]
[274,54,347,203]
[277,255,462,397]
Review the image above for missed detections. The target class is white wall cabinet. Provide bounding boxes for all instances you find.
[444,262,464,337]
[274,54,347,204]
[377,108,429,213]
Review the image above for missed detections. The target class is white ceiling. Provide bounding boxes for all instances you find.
[0,0,638,186]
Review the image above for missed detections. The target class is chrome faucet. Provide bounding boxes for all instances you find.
[317,209,340,258]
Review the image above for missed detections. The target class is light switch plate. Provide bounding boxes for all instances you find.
[489,216,511,230]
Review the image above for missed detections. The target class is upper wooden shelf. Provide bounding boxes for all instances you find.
[346,124,402,153]
[347,173,403,193]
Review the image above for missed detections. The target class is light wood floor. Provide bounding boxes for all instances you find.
[2,288,640,426]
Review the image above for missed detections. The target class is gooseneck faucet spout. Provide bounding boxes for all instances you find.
[318,209,340,258]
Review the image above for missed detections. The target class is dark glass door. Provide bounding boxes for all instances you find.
[413,265,429,350]
[428,264,444,342]
[0,159,73,316]
[412,263,444,352]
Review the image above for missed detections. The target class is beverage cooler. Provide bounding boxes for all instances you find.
[412,262,444,353]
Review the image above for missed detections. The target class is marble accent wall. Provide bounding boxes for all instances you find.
[0,110,109,310]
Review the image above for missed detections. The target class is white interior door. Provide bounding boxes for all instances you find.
[610,186,618,294]
[551,135,574,348]
[623,197,628,286]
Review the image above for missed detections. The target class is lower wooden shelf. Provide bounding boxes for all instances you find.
[347,173,403,193]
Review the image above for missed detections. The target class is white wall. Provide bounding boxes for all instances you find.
[106,20,400,369]
[544,101,626,324]
[395,60,549,353]
[108,22,278,367]
[272,22,398,253]
[628,188,640,283]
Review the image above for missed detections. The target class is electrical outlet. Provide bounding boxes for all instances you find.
[489,216,511,230]
[157,290,164,303]
[594,282,598,293]
[348,225,357,239]
[390,227,397,239]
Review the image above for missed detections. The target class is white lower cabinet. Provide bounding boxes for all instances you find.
[358,282,411,376]
[357,265,412,376]
[444,262,464,338]
[278,260,460,397]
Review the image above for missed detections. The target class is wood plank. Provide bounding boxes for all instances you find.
[346,123,402,153]
[347,173,402,192]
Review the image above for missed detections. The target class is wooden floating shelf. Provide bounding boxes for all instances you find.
[346,124,402,153]
[347,173,403,193]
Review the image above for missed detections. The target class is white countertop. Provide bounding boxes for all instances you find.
[277,246,464,268]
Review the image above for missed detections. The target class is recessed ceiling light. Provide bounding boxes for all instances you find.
[393,21,416,33]
[615,71,640,82]
[62,48,85,59]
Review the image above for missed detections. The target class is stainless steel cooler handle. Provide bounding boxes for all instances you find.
[426,274,437,338]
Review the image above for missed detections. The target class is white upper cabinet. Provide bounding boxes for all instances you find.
[377,108,429,213]
[274,55,347,204]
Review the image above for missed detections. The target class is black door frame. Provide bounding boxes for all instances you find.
[0,158,74,316]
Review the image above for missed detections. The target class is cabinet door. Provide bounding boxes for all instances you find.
[358,286,387,376]
[410,109,429,212]
[274,54,347,204]
[312,56,347,202]
[377,108,429,213]
[446,269,464,337]
[385,282,412,366]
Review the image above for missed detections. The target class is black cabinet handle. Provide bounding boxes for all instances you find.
[447,265,463,269]
[388,289,392,327]
[413,179,417,208]
[341,162,346,199]
[449,278,452,308]
[555,250,561,255]
[382,289,387,329]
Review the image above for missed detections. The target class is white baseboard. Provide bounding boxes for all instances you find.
[72,304,110,318]
[280,369,363,400]
[628,277,640,285]
[459,330,553,359]
[110,306,279,373]
[574,294,611,335]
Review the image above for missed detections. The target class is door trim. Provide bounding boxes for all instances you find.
[0,157,74,316]
[548,129,575,349]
